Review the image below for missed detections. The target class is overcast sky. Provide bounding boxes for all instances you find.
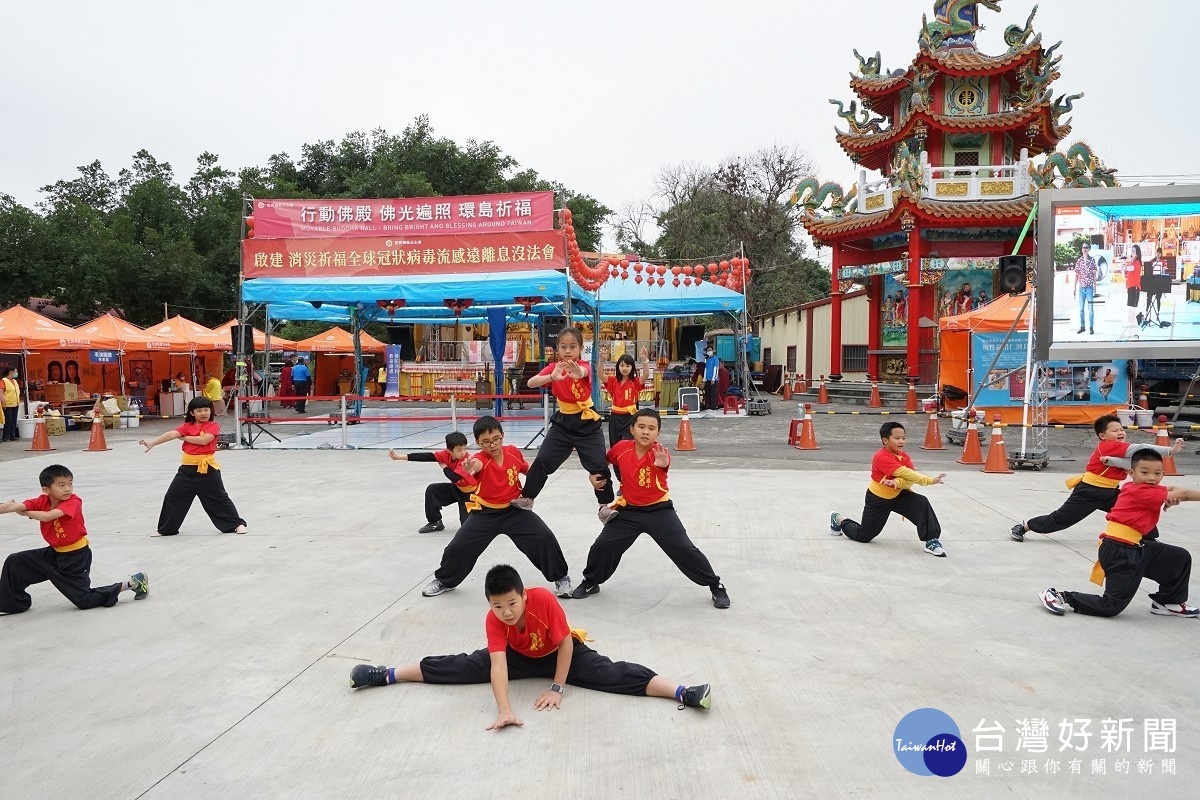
[4,0,1197,244]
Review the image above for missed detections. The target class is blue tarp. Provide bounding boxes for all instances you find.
[244,270,570,306]
[579,277,745,318]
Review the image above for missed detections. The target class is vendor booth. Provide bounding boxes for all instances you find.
[292,326,386,396]
[939,293,1130,425]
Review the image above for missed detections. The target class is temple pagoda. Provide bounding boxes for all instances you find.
[793,0,1112,384]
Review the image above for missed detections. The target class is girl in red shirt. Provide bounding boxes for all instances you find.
[139,397,247,536]
[514,327,614,512]
[604,354,645,448]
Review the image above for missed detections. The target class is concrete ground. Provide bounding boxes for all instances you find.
[1,401,1198,799]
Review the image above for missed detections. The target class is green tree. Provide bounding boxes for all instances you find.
[0,194,51,308]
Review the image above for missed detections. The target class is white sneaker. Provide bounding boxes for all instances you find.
[924,539,946,557]
[1150,600,1200,618]
[422,579,454,597]
[829,511,843,535]
[554,577,574,598]
[1039,587,1067,616]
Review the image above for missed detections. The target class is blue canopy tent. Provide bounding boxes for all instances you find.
[573,277,746,319]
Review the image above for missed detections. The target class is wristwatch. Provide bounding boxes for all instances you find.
[550,683,564,695]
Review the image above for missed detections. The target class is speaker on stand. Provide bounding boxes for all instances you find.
[998,255,1028,294]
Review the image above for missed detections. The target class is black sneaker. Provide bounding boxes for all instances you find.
[681,683,712,709]
[1076,327,1085,334]
[1010,523,1025,542]
[130,571,149,600]
[570,580,599,599]
[350,664,389,689]
[418,520,445,534]
[711,584,731,609]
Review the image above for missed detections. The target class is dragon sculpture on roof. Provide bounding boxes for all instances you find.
[789,178,858,218]
[1003,4,1040,50]
[919,0,1003,51]
[830,98,887,136]
[1029,142,1119,189]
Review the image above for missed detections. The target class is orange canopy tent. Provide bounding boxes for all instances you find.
[143,315,228,352]
[211,319,297,351]
[938,293,1118,425]
[293,326,385,353]
[0,305,123,405]
[71,313,172,395]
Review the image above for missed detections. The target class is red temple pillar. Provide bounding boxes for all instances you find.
[867,274,881,380]
[905,219,922,383]
[829,245,843,380]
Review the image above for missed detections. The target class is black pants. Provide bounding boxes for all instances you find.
[704,381,718,410]
[0,546,121,613]
[838,489,941,543]
[522,413,614,504]
[607,413,635,450]
[292,380,311,412]
[420,641,656,696]
[426,482,469,524]
[1027,483,1160,539]
[1064,539,1191,617]
[582,502,720,589]
[1127,286,1141,308]
[157,465,246,536]
[2,406,17,441]
[433,506,568,588]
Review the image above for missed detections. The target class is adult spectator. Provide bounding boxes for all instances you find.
[702,346,720,411]
[1,367,19,442]
[291,357,311,413]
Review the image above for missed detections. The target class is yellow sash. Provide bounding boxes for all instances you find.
[182,453,221,474]
[53,536,89,553]
[609,491,670,510]
[610,404,637,415]
[570,628,592,644]
[1090,522,1144,585]
[464,493,511,513]
[557,397,601,421]
[868,480,902,500]
[1067,471,1121,490]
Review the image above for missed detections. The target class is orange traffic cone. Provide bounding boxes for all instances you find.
[782,374,793,401]
[675,409,696,452]
[817,376,831,404]
[795,403,820,450]
[868,378,883,408]
[982,415,1013,474]
[957,411,984,465]
[84,414,111,452]
[797,373,808,394]
[919,406,945,450]
[905,380,919,413]
[1138,390,1149,409]
[1156,416,1183,476]
[27,416,54,452]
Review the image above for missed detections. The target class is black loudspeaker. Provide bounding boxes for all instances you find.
[230,324,255,355]
[678,324,705,359]
[385,325,415,358]
[543,315,567,352]
[998,255,1028,294]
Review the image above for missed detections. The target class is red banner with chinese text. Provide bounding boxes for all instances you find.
[249,192,555,238]
[241,231,564,278]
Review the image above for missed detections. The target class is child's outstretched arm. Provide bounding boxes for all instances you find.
[486,652,522,731]
[387,449,409,461]
[0,500,29,516]
[533,634,572,712]
[139,430,182,452]
[1165,487,1200,506]
[20,507,63,522]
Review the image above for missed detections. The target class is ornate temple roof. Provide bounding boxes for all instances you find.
[835,100,1068,171]
[849,38,1042,100]
[801,193,1035,242]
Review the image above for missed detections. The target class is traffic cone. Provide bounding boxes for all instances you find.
[1156,416,1183,476]
[797,373,808,394]
[919,406,945,450]
[1138,389,1149,409]
[868,378,882,408]
[781,374,793,401]
[84,414,111,452]
[956,411,984,465]
[795,403,820,450]
[982,415,1013,474]
[905,380,919,413]
[27,416,54,452]
[817,376,831,404]
[675,409,696,452]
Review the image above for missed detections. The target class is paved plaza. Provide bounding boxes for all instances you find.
[1,407,1198,799]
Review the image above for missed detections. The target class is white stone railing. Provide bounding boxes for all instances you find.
[856,148,1031,213]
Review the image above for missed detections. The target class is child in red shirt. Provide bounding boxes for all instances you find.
[572,409,730,608]
[1011,413,1183,541]
[140,397,247,536]
[350,564,712,726]
[604,353,647,448]
[0,464,147,613]
[514,327,614,513]
[389,430,478,533]
[830,421,948,557]
[421,416,573,599]
[1039,450,1200,618]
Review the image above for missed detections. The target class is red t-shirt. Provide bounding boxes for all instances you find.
[871,447,915,483]
[1126,260,1142,290]
[23,494,88,550]
[433,448,478,491]
[538,363,592,405]
[608,440,670,506]
[604,376,643,411]
[1104,481,1168,538]
[486,586,570,658]
[1085,440,1134,482]
[176,421,220,455]
[457,445,528,505]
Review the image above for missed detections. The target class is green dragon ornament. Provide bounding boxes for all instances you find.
[1003,4,1039,50]
[790,178,856,217]
[919,0,1003,50]
[1029,143,1119,189]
